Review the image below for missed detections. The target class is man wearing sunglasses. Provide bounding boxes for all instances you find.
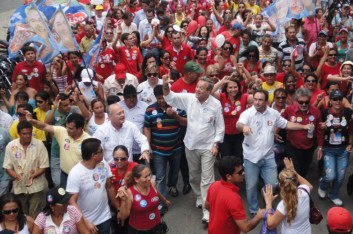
[279,88,324,177]
[237,89,311,217]
[205,156,265,234]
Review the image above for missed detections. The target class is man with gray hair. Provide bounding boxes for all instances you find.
[278,88,324,177]
[162,75,225,223]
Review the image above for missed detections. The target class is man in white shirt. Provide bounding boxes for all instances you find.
[0,110,13,130]
[162,75,225,223]
[67,138,119,234]
[93,104,150,163]
[236,89,310,216]
[133,0,150,27]
[103,63,139,100]
[118,85,148,163]
[120,11,137,34]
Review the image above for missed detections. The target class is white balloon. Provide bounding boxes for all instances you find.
[91,0,103,5]
[173,25,181,32]
[215,34,225,48]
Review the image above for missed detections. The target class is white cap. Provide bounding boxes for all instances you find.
[81,68,94,83]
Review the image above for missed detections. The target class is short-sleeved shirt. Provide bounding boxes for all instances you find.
[278,38,306,73]
[237,106,288,163]
[53,126,91,174]
[95,47,117,80]
[137,79,163,106]
[206,179,246,234]
[166,45,193,75]
[116,47,143,76]
[12,61,46,92]
[79,36,95,54]
[332,15,353,40]
[259,46,278,66]
[3,138,49,194]
[66,161,112,225]
[9,121,46,142]
[34,205,82,234]
[144,103,186,156]
[170,78,198,93]
[262,81,284,103]
[0,128,12,181]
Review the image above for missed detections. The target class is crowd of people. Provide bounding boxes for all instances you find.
[0,0,353,233]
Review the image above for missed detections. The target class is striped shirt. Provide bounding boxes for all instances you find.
[144,103,186,156]
[277,38,306,73]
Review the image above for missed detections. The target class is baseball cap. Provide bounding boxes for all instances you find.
[96,5,104,10]
[340,27,349,34]
[115,63,127,79]
[81,68,94,83]
[184,61,204,74]
[318,30,328,37]
[232,23,246,30]
[47,187,73,205]
[263,65,276,74]
[343,4,350,8]
[330,90,344,99]
[327,207,352,233]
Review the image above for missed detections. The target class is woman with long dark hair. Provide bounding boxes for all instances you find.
[0,194,33,233]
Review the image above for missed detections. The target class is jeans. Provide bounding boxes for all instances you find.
[319,146,349,200]
[0,180,10,196]
[244,158,278,214]
[219,133,244,160]
[51,156,61,187]
[153,151,181,204]
[97,219,111,234]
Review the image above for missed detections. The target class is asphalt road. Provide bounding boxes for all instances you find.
[0,2,352,234]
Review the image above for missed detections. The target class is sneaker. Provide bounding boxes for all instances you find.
[196,197,203,209]
[330,198,343,206]
[318,187,326,199]
[201,212,209,223]
[168,186,179,197]
[183,183,191,194]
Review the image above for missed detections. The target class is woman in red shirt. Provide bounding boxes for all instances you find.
[117,165,170,233]
[241,45,262,74]
[316,48,341,90]
[211,76,253,160]
[304,73,326,105]
[159,50,176,78]
[326,61,353,96]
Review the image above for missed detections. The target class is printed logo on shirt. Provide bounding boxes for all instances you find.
[64,143,70,150]
[21,69,28,73]
[135,194,141,202]
[93,173,99,181]
[290,116,296,122]
[267,120,273,126]
[151,196,158,202]
[309,115,315,121]
[15,152,21,159]
[63,226,71,233]
[65,139,70,143]
[47,227,56,234]
[140,200,147,208]
[297,117,302,123]
[149,213,156,220]
[152,110,158,115]
[94,182,101,189]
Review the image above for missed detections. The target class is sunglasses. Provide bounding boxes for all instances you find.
[35,100,43,104]
[283,64,291,67]
[106,32,113,34]
[328,54,337,57]
[298,100,310,105]
[248,55,256,58]
[302,69,311,72]
[2,208,19,215]
[16,112,26,117]
[223,47,232,50]
[210,74,218,77]
[276,96,287,100]
[114,157,128,162]
[147,73,158,77]
[235,168,244,175]
[95,148,103,154]
[332,97,343,101]
[182,25,188,28]
[264,73,275,77]
[305,79,316,83]
[167,31,173,33]
[162,57,170,60]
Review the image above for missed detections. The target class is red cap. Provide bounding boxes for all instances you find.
[114,63,126,80]
[327,207,353,233]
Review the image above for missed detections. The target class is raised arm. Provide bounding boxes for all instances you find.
[25,111,55,135]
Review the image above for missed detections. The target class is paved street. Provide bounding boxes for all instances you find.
[0,2,352,234]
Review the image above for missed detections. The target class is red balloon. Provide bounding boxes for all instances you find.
[197,16,206,26]
[211,38,217,48]
[187,20,198,35]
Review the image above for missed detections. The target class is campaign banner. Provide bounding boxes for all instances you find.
[261,0,315,35]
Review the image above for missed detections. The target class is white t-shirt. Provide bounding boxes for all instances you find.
[87,113,109,136]
[66,161,112,225]
[78,81,99,104]
[276,184,312,234]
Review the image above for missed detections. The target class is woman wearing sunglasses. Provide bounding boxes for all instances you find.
[303,73,326,105]
[214,41,237,79]
[241,45,262,74]
[316,47,341,91]
[137,64,163,106]
[159,50,176,78]
[33,187,88,234]
[326,61,353,97]
[0,193,33,233]
[315,81,352,110]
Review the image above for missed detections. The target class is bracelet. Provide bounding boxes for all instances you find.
[213,143,218,148]
[318,147,323,151]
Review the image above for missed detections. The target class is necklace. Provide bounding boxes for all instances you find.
[3,221,18,233]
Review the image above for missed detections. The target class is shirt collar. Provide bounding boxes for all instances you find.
[220,179,240,192]
[45,211,71,229]
[294,103,311,114]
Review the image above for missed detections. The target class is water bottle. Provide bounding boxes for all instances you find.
[307,123,314,139]
[110,163,119,183]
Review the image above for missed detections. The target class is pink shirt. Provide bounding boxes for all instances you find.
[303,18,322,50]
[34,205,82,234]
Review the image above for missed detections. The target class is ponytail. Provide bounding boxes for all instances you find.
[279,169,299,226]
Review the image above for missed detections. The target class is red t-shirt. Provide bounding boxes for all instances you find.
[116,46,143,77]
[207,179,246,234]
[220,93,248,135]
[95,47,118,80]
[111,162,138,190]
[275,72,304,89]
[12,60,46,92]
[166,44,193,75]
[159,65,170,78]
[192,49,215,60]
[310,88,326,105]
[225,36,241,53]
[243,59,261,73]
[171,78,198,93]
[162,36,172,50]
[320,62,341,90]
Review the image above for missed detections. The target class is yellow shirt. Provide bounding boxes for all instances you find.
[79,36,96,54]
[262,81,284,103]
[53,126,91,174]
[248,4,261,15]
[9,121,46,142]
[34,106,54,122]
[4,138,49,194]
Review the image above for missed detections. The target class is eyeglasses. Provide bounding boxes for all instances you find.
[248,54,256,58]
[35,100,43,104]
[223,47,231,50]
[16,112,26,117]
[147,73,158,77]
[328,54,337,57]
[302,69,311,72]
[210,74,218,77]
[162,57,170,60]
[234,168,244,175]
[95,148,103,154]
[298,100,310,105]
[276,96,287,100]
[283,64,291,67]
[332,97,343,101]
[2,208,19,215]
[305,79,316,83]
[113,157,128,162]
